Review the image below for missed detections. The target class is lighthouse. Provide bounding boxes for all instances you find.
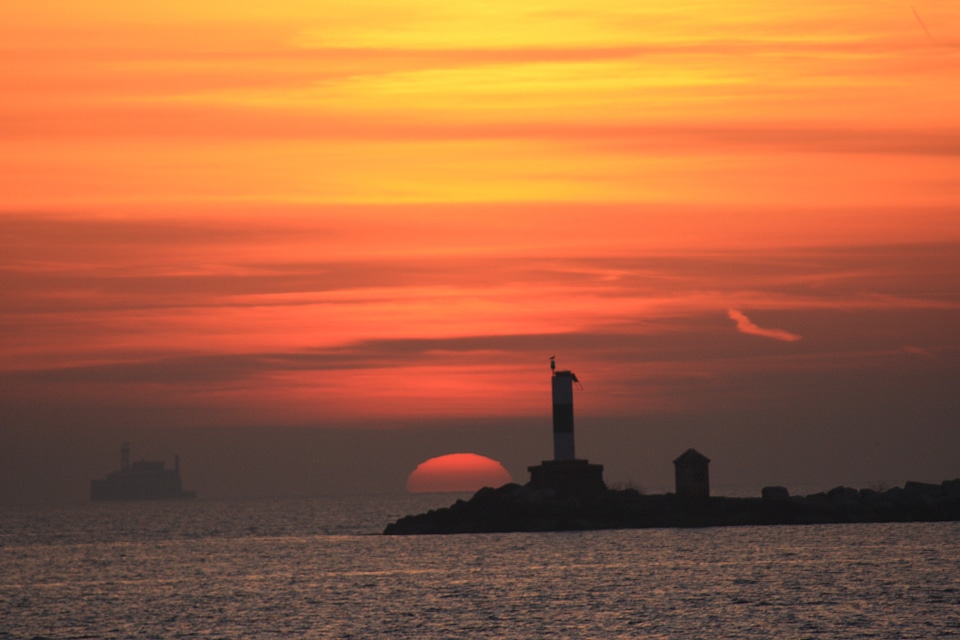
[550,357,577,461]
[528,358,605,493]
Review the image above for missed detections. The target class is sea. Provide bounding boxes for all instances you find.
[2,495,958,639]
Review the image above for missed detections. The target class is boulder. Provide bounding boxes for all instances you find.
[827,486,861,507]
[943,479,960,498]
[904,481,943,499]
[762,486,790,501]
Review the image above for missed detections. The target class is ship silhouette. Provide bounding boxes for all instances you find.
[91,443,196,501]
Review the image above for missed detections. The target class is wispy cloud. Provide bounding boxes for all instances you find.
[911,5,935,42]
[727,309,802,342]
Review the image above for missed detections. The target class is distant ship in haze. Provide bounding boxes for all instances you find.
[91,443,196,501]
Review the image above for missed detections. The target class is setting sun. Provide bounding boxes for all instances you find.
[406,453,514,493]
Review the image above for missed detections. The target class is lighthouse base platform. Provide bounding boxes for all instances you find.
[527,459,606,494]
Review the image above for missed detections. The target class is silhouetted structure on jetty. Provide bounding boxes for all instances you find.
[526,359,605,493]
[674,448,710,498]
[91,443,196,501]
[383,360,960,535]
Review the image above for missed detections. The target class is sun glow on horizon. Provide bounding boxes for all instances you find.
[406,453,514,493]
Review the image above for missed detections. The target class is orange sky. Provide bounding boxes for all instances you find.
[2,0,959,499]
[3,0,959,207]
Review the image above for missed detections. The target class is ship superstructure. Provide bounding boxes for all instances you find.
[90,443,196,501]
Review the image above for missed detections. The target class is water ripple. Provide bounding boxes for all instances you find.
[1,501,958,639]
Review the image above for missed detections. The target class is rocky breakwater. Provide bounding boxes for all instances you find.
[383,479,960,535]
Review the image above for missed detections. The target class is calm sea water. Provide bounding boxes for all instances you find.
[2,495,958,639]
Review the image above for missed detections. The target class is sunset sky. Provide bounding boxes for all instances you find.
[2,0,959,502]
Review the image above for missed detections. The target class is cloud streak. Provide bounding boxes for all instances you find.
[727,309,802,342]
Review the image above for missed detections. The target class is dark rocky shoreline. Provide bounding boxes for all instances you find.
[383,479,960,535]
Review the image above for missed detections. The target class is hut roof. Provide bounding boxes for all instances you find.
[673,448,710,465]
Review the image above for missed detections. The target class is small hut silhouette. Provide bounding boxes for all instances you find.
[674,448,710,498]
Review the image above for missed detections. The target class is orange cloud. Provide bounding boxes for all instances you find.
[727,309,802,342]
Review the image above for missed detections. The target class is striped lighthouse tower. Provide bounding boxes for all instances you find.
[550,357,578,461]
[528,358,605,493]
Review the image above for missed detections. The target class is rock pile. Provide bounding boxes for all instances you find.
[383,478,960,535]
